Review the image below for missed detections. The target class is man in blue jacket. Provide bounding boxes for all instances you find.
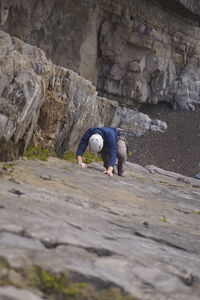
[76,127,127,177]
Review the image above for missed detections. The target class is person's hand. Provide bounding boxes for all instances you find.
[79,162,87,168]
[103,170,113,177]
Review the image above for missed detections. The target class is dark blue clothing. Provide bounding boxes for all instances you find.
[76,127,119,167]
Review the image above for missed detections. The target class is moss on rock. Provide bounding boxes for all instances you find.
[24,145,55,161]
[0,260,138,300]
[63,151,102,164]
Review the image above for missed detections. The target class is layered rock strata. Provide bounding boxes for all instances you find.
[1,0,200,110]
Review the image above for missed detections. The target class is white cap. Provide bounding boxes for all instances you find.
[89,134,103,152]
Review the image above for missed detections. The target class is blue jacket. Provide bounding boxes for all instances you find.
[76,127,118,167]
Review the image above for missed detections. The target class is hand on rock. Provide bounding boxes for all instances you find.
[79,162,87,168]
[103,170,113,177]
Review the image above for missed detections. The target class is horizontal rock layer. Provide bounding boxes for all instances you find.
[1,0,200,110]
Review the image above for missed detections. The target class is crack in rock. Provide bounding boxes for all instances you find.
[0,230,114,258]
[40,240,116,257]
[85,247,115,257]
[8,189,25,196]
[134,231,188,252]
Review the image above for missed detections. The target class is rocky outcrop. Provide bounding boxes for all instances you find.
[97,0,200,110]
[0,28,98,160]
[1,0,200,110]
[0,28,96,160]
[0,30,46,160]
[152,0,200,19]
[0,30,166,161]
[1,3,200,300]
[0,157,200,300]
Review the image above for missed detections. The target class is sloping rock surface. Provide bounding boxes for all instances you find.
[0,158,200,299]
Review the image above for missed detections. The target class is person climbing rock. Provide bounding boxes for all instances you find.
[76,127,127,177]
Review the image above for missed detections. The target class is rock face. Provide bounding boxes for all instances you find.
[0,30,46,160]
[0,3,200,300]
[0,286,43,300]
[0,158,200,299]
[0,29,98,160]
[1,0,200,110]
[0,29,166,161]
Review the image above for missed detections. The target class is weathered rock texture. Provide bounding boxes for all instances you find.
[0,158,200,299]
[1,0,200,110]
[0,29,166,161]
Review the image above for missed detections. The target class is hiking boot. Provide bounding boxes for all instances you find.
[118,170,125,177]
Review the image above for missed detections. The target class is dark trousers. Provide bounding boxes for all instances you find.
[100,138,127,174]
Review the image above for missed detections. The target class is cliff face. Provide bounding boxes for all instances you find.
[1,0,200,110]
[0,29,96,160]
[0,29,166,161]
[1,2,200,299]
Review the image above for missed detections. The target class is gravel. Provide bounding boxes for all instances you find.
[127,102,200,178]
